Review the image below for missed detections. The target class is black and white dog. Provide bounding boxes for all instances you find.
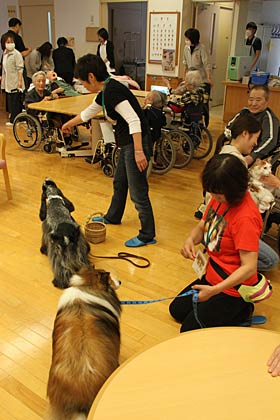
[39,178,92,289]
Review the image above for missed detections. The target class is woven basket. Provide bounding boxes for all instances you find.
[85,212,106,244]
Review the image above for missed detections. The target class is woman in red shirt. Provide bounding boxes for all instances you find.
[169,154,262,331]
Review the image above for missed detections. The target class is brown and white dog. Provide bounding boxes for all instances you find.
[47,265,121,420]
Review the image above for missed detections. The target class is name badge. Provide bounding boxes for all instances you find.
[192,248,208,278]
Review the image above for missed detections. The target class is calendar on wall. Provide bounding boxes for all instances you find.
[148,12,180,64]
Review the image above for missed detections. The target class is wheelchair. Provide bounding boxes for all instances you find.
[166,101,213,161]
[111,128,176,176]
[13,112,78,153]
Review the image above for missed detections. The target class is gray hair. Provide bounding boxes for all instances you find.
[185,70,202,87]
[32,71,46,83]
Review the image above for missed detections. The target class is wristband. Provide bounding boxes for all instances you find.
[134,150,143,153]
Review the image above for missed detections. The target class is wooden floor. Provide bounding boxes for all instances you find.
[0,102,280,419]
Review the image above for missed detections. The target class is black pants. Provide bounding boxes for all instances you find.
[7,92,23,123]
[169,275,254,332]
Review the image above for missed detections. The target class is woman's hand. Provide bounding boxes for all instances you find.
[192,284,216,302]
[62,121,72,134]
[267,345,280,377]
[260,174,280,189]
[181,237,196,260]
[134,150,148,172]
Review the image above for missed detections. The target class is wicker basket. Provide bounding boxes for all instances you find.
[85,212,106,244]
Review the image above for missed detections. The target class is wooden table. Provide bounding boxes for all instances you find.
[27,90,147,157]
[89,327,280,420]
[222,81,280,122]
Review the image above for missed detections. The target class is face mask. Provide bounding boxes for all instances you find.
[185,39,191,47]
[5,43,15,51]
[245,30,252,38]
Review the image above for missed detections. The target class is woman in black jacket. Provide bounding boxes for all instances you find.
[97,28,115,73]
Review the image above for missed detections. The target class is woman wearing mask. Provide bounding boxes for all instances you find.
[0,33,24,125]
[183,28,212,126]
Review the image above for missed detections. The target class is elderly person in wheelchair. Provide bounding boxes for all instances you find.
[13,71,77,152]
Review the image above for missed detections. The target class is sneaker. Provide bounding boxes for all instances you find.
[5,122,13,127]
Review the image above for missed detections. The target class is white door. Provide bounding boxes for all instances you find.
[195,3,233,106]
[20,4,55,49]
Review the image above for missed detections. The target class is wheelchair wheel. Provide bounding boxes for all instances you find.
[152,132,176,175]
[112,144,120,169]
[165,129,194,168]
[102,163,114,177]
[271,151,280,178]
[190,123,213,160]
[13,113,42,150]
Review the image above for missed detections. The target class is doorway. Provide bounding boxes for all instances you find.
[20,4,55,49]
[108,2,147,88]
[194,2,234,107]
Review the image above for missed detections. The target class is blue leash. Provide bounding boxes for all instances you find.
[120,289,204,328]
[120,291,266,329]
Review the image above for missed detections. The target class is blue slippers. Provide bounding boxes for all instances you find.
[125,236,157,248]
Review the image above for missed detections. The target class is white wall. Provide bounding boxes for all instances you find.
[0,1,19,40]
[54,0,100,59]
[261,1,280,24]
[147,0,188,77]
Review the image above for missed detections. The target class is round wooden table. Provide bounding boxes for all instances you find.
[89,327,280,420]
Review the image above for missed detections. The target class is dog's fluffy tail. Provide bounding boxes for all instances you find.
[47,405,87,420]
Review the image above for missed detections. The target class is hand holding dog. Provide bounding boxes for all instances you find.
[268,344,280,376]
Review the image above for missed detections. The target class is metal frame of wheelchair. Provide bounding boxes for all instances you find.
[13,112,78,153]
[111,128,177,177]
[165,102,213,168]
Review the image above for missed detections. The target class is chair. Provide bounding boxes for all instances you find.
[0,133,12,200]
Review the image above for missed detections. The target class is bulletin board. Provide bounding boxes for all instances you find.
[148,12,180,64]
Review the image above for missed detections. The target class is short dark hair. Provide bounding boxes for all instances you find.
[75,54,109,82]
[249,84,270,100]
[202,154,249,205]
[37,42,53,58]
[9,18,22,27]
[246,22,257,30]
[97,28,109,41]
[1,31,15,51]
[184,28,200,45]
[57,37,68,47]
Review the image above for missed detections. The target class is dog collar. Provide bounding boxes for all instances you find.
[47,195,65,205]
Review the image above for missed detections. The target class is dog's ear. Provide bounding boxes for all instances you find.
[39,192,47,221]
[98,271,111,288]
[56,188,75,213]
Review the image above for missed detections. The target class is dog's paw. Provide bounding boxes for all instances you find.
[40,245,48,255]
[52,278,69,289]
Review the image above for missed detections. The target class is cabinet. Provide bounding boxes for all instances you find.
[223,81,280,121]
[146,74,182,91]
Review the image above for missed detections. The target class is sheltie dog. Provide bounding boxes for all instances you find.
[47,266,121,420]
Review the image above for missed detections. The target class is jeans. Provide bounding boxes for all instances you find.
[258,239,279,271]
[105,136,155,242]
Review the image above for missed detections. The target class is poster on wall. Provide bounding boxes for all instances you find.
[162,49,175,73]
[148,12,180,64]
